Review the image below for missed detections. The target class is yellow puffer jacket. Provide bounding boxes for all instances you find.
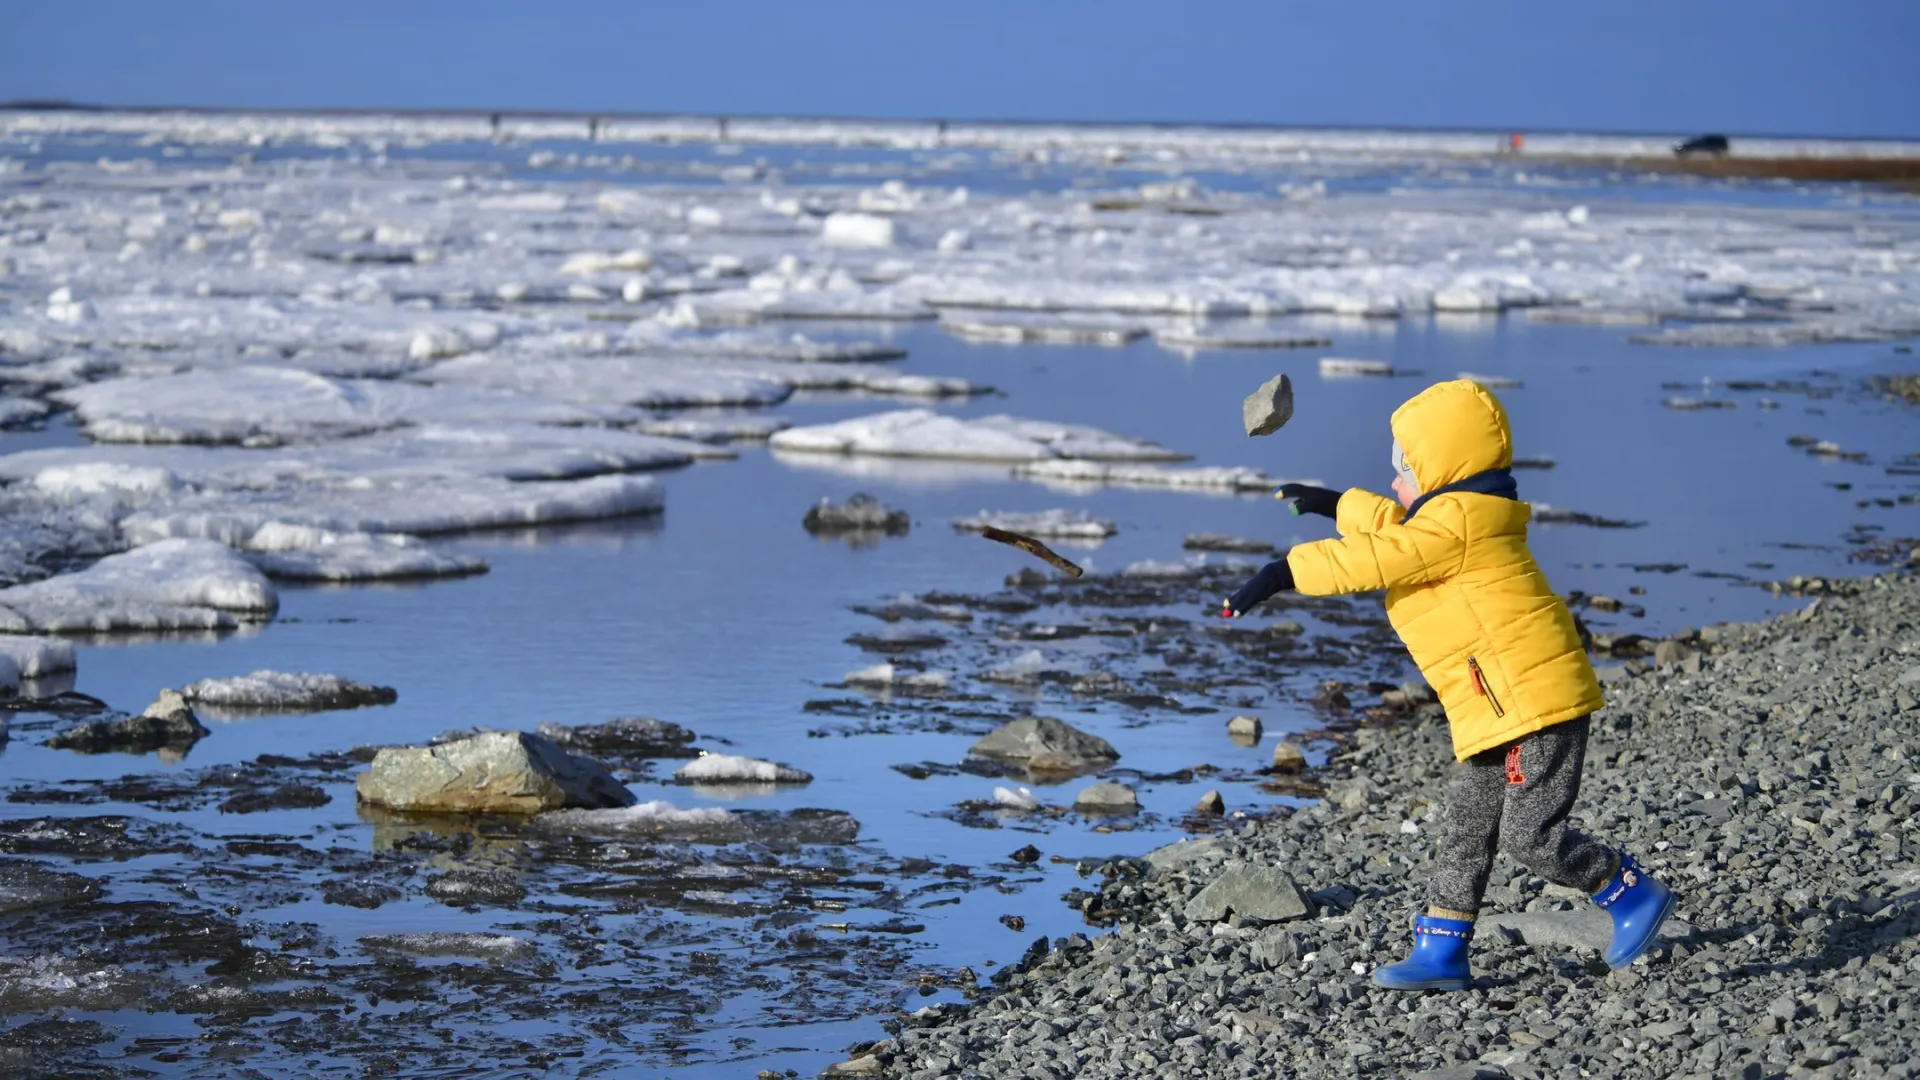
[1285,379,1602,760]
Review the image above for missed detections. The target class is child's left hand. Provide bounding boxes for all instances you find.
[1221,558,1296,616]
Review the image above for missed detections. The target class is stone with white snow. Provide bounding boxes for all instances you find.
[182,671,398,714]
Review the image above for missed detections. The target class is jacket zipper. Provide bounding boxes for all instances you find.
[1467,656,1506,718]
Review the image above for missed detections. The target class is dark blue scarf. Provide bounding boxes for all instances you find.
[1401,467,1518,523]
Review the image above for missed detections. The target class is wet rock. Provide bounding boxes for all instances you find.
[969,715,1118,772]
[1182,864,1312,924]
[1271,741,1308,773]
[216,782,330,814]
[802,493,910,535]
[672,753,812,785]
[1074,783,1138,814]
[1242,372,1295,436]
[322,879,404,909]
[1652,639,1695,668]
[46,689,208,755]
[361,932,536,963]
[1195,790,1225,814]
[355,731,636,814]
[535,715,698,760]
[1226,714,1263,742]
[1182,532,1275,554]
[0,859,102,914]
[425,868,527,908]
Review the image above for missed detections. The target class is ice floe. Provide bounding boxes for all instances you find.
[360,933,537,963]
[246,533,488,582]
[769,410,1186,463]
[0,539,274,634]
[57,368,638,445]
[181,670,398,714]
[952,509,1117,540]
[843,662,951,693]
[1013,459,1302,493]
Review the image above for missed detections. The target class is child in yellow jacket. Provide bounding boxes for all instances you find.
[1221,379,1674,990]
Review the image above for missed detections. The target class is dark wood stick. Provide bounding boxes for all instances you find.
[978,526,1084,578]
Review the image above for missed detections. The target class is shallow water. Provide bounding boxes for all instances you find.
[2,122,1918,1077]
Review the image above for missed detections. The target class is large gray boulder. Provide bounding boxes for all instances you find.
[969,715,1118,773]
[355,731,635,815]
[1182,863,1313,924]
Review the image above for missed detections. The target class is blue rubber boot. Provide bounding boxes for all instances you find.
[1593,852,1675,969]
[1372,914,1473,991]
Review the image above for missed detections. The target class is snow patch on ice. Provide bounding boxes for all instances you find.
[183,670,397,714]
[770,410,1186,463]
[952,509,1117,540]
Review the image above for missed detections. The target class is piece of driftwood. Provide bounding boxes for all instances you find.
[978,526,1084,578]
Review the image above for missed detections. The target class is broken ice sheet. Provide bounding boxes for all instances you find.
[770,409,1187,462]
[56,367,643,446]
[952,509,1117,542]
[536,801,860,845]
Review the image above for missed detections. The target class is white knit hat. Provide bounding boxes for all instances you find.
[1391,439,1419,490]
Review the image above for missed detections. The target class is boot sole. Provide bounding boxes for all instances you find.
[1605,888,1676,969]
[1371,974,1470,992]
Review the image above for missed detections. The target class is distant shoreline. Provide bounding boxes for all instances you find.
[4,97,1917,148]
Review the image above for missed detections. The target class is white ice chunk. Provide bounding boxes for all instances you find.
[32,463,181,498]
[943,317,1146,347]
[0,539,275,634]
[769,409,1185,463]
[672,753,813,785]
[952,509,1117,539]
[246,533,487,582]
[993,786,1040,811]
[560,249,654,275]
[632,415,792,443]
[1317,357,1394,378]
[842,662,948,691]
[822,212,897,249]
[0,636,77,678]
[182,670,395,713]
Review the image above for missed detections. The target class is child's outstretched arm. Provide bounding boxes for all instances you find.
[1286,500,1469,596]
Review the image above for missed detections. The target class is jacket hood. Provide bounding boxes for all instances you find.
[1389,380,1513,491]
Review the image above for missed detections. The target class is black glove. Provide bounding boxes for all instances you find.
[1221,558,1295,617]
[1275,483,1340,519]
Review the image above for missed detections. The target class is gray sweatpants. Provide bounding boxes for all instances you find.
[1427,715,1618,914]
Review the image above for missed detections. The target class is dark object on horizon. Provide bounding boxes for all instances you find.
[1674,134,1731,158]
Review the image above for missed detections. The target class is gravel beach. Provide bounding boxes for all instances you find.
[853,570,1920,1079]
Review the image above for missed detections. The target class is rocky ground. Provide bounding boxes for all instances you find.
[843,571,1920,1080]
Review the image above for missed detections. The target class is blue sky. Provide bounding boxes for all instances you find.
[2,1,1915,137]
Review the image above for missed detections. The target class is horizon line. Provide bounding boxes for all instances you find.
[5,98,1916,145]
